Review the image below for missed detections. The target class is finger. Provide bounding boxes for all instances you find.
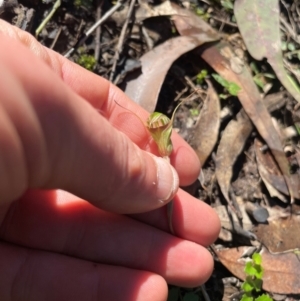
[0,35,178,213]
[106,86,201,186]
[0,241,168,301]
[1,189,214,287]
[131,189,221,246]
[0,20,200,186]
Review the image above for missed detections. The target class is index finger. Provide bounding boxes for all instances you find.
[0,20,200,185]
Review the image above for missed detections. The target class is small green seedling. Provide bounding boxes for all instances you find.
[220,0,234,10]
[250,62,275,90]
[240,253,273,301]
[76,54,96,71]
[212,73,241,96]
[196,69,208,85]
[194,7,211,21]
[189,108,200,117]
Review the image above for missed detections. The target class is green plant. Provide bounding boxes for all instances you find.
[250,62,275,90]
[240,253,273,301]
[196,69,208,84]
[76,54,96,71]
[212,73,241,96]
[220,0,234,10]
[189,108,200,117]
[193,7,211,20]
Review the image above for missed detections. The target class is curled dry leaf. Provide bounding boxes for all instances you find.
[253,215,300,254]
[215,93,287,211]
[135,0,178,22]
[215,92,288,209]
[172,4,293,205]
[215,109,253,212]
[125,2,219,113]
[170,3,219,38]
[234,0,300,103]
[254,139,300,201]
[198,42,294,203]
[125,35,215,112]
[191,80,220,166]
[216,246,300,294]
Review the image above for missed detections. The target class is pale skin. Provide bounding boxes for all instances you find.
[0,20,220,301]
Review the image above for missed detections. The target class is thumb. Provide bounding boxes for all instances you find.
[0,35,179,214]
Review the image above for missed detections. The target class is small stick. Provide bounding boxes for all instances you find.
[141,25,153,50]
[35,0,61,37]
[94,0,103,61]
[50,26,62,49]
[110,0,136,82]
[64,0,124,58]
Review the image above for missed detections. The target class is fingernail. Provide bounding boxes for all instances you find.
[152,156,179,202]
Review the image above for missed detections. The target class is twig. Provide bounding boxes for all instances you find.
[185,75,199,91]
[210,15,238,28]
[94,0,103,61]
[200,284,211,301]
[141,25,153,50]
[64,0,124,58]
[280,0,297,33]
[76,19,85,40]
[194,284,211,301]
[280,15,300,45]
[110,0,136,82]
[184,76,207,100]
[35,0,61,37]
[49,26,62,49]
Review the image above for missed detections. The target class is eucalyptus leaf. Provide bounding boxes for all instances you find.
[234,0,300,103]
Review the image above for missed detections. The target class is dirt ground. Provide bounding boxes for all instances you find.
[2,0,300,300]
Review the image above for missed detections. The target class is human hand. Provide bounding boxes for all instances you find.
[0,20,220,301]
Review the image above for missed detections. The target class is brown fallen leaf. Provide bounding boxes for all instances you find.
[191,80,220,166]
[198,42,294,202]
[172,4,293,204]
[253,215,300,254]
[216,93,287,208]
[124,6,219,113]
[215,109,253,214]
[234,0,300,103]
[216,246,300,294]
[216,94,287,211]
[170,3,219,38]
[254,139,300,200]
[135,0,178,22]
